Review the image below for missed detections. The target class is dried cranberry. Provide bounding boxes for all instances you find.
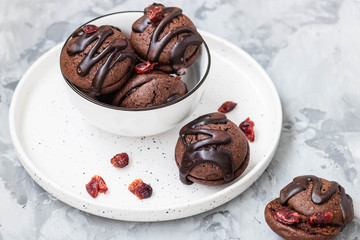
[135,61,157,74]
[134,182,153,199]
[128,179,153,199]
[85,175,107,198]
[86,177,99,198]
[147,5,164,22]
[274,209,301,225]
[128,179,143,194]
[111,153,129,168]
[82,24,98,34]
[95,175,108,194]
[308,212,333,226]
[218,101,237,113]
[239,117,255,142]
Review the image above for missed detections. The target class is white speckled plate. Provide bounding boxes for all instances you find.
[9,29,282,221]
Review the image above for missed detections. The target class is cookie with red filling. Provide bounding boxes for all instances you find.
[264,175,354,240]
[131,3,203,75]
[175,112,250,185]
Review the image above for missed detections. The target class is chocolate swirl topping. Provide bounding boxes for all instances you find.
[67,25,135,96]
[280,175,354,224]
[179,113,234,185]
[132,3,203,75]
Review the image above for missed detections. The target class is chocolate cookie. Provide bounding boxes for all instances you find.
[175,112,250,185]
[113,70,187,108]
[265,175,354,240]
[131,3,203,75]
[60,25,136,96]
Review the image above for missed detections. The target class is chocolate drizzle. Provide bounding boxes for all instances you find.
[280,175,354,224]
[132,3,203,75]
[179,113,234,185]
[67,25,135,96]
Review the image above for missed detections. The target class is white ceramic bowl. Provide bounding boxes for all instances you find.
[61,12,211,137]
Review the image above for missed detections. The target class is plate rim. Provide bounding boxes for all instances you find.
[9,28,282,221]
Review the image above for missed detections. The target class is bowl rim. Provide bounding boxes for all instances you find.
[60,11,211,112]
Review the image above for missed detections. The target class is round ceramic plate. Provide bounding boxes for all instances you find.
[9,29,282,221]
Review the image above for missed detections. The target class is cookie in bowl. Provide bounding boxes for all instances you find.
[60,25,136,97]
[113,70,187,108]
[131,3,203,75]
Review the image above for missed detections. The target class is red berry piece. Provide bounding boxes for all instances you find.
[95,175,108,194]
[111,153,129,168]
[128,179,153,199]
[135,61,157,74]
[218,101,237,113]
[82,24,98,34]
[134,182,153,200]
[274,209,301,225]
[128,179,143,194]
[85,175,108,198]
[239,117,255,142]
[308,212,333,226]
[86,177,99,198]
[147,5,164,22]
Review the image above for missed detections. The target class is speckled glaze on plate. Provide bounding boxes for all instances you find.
[9,30,282,221]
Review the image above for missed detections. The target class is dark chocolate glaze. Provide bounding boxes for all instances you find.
[132,3,203,75]
[280,175,354,224]
[67,25,135,96]
[338,186,354,224]
[179,113,234,185]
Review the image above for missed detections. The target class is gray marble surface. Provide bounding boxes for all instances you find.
[1,0,359,239]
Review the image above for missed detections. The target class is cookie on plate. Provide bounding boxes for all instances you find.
[175,112,250,185]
